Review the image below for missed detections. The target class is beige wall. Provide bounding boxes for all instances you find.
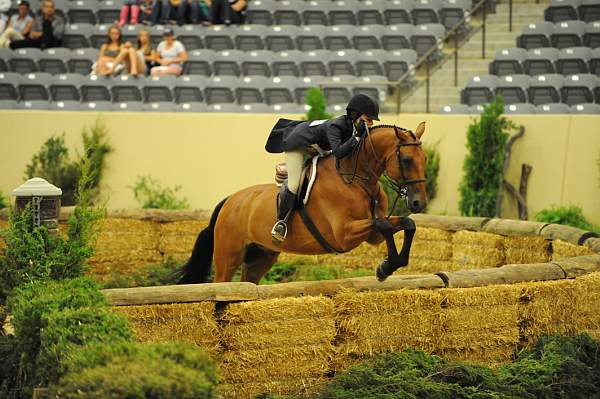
[1,111,599,225]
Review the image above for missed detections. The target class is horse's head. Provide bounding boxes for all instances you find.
[381,122,428,213]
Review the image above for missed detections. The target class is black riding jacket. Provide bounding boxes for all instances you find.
[265,115,358,159]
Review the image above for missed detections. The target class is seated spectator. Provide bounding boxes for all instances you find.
[119,0,141,27]
[211,0,246,25]
[0,0,11,34]
[136,28,157,75]
[151,28,187,76]
[10,0,64,49]
[190,0,211,25]
[151,0,187,26]
[0,0,34,48]
[139,0,154,25]
[95,25,141,76]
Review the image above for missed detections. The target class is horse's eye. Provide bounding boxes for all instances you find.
[402,158,413,167]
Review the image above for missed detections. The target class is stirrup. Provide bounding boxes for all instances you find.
[271,220,288,245]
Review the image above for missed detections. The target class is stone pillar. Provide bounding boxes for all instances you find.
[12,178,62,234]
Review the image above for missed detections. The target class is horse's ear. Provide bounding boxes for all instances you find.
[415,121,426,139]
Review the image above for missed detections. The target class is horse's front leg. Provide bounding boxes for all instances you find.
[373,216,416,281]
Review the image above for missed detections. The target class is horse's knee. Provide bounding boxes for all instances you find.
[372,218,394,235]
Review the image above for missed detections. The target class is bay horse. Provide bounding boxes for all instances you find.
[178,122,428,284]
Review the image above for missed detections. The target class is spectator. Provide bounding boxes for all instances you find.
[10,0,64,49]
[0,0,11,34]
[135,28,156,75]
[190,0,211,25]
[151,0,187,26]
[0,0,34,48]
[118,0,141,27]
[139,0,154,25]
[150,28,187,76]
[211,0,246,25]
[95,25,141,76]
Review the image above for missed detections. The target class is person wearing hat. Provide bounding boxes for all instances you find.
[0,0,33,48]
[150,27,187,76]
[264,93,380,244]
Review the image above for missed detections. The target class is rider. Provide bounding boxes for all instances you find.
[265,93,380,244]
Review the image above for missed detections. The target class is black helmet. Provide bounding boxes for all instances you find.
[346,94,380,121]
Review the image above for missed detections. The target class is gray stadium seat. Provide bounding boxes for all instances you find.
[528,74,564,105]
[38,48,70,75]
[265,76,296,105]
[0,49,10,72]
[121,24,142,44]
[50,101,82,111]
[81,75,112,102]
[213,50,244,76]
[461,74,499,105]
[440,0,471,33]
[81,101,113,111]
[590,47,600,75]
[0,100,16,109]
[205,76,238,104]
[353,25,384,51]
[271,103,306,113]
[357,50,386,76]
[352,75,388,103]
[517,22,553,49]
[382,24,413,51]
[143,102,176,112]
[294,75,325,103]
[18,72,52,101]
[578,0,600,23]
[183,49,215,76]
[113,102,144,111]
[300,50,331,77]
[235,24,267,51]
[265,25,299,52]
[536,103,570,113]
[111,75,142,102]
[326,103,348,114]
[68,47,99,75]
[584,21,600,48]
[273,0,302,26]
[0,72,20,100]
[63,23,93,49]
[174,25,204,51]
[245,0,275,25]
[324,25,354,50]
[272,50,302,77]
[296,25,326,51]
[236,75,267,104]
[50,73,83,101]
[385,49,418,85]
[16,100,50,110]
[143,75,175,103]
[357,0,385,25]
[552,20,585,49]
[68,0,98,25]
[438,104,471,113]
[150,26,169,47]
[10,48,41,74]
[174,75,207,103]
[328,49,359,76]
[207,103,242,112]
[570,102,600,113]
[384,0,414,25]
[302,0,329,25]
[242,50,273,77]
[561,73,597,104]
[411,23,445,61]
[504,103,537,114]
[204,25,235,51]
[524,47,559,75]
[544,0,580,23]
[328,0,359,25]
[177,102,208,112]
[239,103,272,113]
[97,0,122,25]
[557,47,591,74]
[412,0,441,25]
[495,74,530,104]
[91,24,110,49]
[490,48,527,76]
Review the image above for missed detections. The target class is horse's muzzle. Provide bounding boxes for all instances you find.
[407,197,427,213]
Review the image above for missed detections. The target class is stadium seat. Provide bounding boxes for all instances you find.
[143,75,175,103]
[0,100,15,109]
[556,47,591,74]
[273,0,302,26]
[235,24,267,51]
[461,74,499,105]
[113,102,144,111]
[352,75,387,103]
[328,49,359,76]
[177,102,208,112]
[544,0,580,23]
[504,103,537,114]
[81,101,113,111]
[16,100,50,110]
[239,103,273,113]
[412,0,441,25]
[68,47,99,75]
[271,50,302,77]
[68,0,98,25]
[245,0,275,25]
[490,48,527,76]
[590,47,600,75]
[91,24,110,49]
[328,0,358,25]
[265,25,298,52]
[438,103,471,113]
[356,50,386,76]
[50,101,82,111]
[440,0,471,33]
[143,102,176,112]
[10,48,41,73]
[296,25,326,51]
[357,0,385,25]
[570,102,600,113]
[111,75,142,102]
[517,22,553,49]
[528,74,564,105]
[241,50,273,77]
[324,25,354,50]
[18,72,52,101]
[300,50,330,76]
[63,23,93,49]
[0,49,10,72]
[551,20,585,49]
[38,48,70,75]
[578,0,600,23]
[121,24,142,44]
[385,49,418,84]
[536,102,570,113]
[382,24,413,51]
[264,76,296,105]
[236,75,267,104]
[97,0,122,25]
[207,103,242,112]
[204,25,235,51]
[174,26,204,51]
[81,75,112,102]
[149,25,168,47]
[411,23,445,60]
[0,72,20,100]
[174,75,206,103]
[384,0,414,25]
[353,25,384,51]
[294,75,325,103]
[50,73,83,101]
[213,50,244,76]
[524,47,559,75]
[495,74,530,104]
[302,1,329,25]
[323,81,353,106]
[583,21,600,48]
[183,49,215,76]
[560,73,597,104]
[205,76,238,104]
[271,102,306,113]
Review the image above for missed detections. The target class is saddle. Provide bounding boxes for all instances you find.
[274,154,325,206]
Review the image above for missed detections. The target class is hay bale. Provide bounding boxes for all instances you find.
[398,259,460,274]
[452,231,505,268]
[220,377,326,399]
[114,302,220,354]
[571,272,600,341]
[158,220,208,261]
[552,239,595,260]
[585,238,600,254]
[504,236,551,264]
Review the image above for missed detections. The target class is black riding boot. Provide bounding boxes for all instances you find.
[271,186,297,244]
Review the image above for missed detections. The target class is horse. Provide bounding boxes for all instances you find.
[178,122,428,284]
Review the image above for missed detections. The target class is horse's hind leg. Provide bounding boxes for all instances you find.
[241,244,280,284]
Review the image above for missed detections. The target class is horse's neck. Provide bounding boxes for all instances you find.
[337,131,393,187]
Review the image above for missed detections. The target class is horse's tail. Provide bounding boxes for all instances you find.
[177,197,228,284]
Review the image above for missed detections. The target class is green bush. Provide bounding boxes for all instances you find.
[305,88,333,120]
[535,205,599,233]
[459,97,517,217]
[0,334,21,398]
[0,191,6,210]
[131,175,190,210]
[24,118,113,206]
[52,341,218,399]
[100,258,182,288]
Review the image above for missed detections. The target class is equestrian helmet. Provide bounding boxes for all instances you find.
[346,94,380,121]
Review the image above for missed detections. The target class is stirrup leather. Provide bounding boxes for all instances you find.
[271,220,288,244]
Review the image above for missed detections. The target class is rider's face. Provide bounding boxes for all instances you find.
[357,114,374,128]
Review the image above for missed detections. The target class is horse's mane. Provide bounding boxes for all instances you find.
[370,124,417,140]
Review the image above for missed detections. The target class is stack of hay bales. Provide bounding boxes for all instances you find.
[503,236,551,264]
[114,302,220,355]
[436,285,521,367]
[552,239,595,260]
[333,288,444,371]
[219,296,335,399]
[399,227,456,273]
[452,231,505,269]
[158,220,208,262]
[89,219,162,279]
[571,272,600,341]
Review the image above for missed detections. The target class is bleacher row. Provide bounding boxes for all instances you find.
[517,20,598,49]
[490,47,599,76]
[442,102,600,113]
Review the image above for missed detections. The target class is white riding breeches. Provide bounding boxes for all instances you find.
[285,150,305,194]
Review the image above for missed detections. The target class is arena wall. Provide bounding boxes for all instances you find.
[0,111,599,224]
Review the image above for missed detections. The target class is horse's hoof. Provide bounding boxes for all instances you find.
[376,258,391,282]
